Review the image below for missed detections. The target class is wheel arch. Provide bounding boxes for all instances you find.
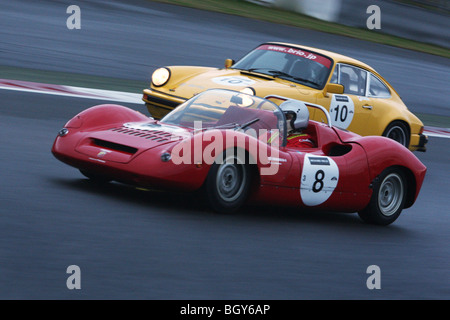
[217,146,260,186]
[382,119,411,147]
[204,146,257,213]
[371,165,416,210]
[66,104,149,130]
[397,165,417,209]
[383,119,410,134]
[200,146,260,187]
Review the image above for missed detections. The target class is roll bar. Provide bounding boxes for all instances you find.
[264,94,332,128]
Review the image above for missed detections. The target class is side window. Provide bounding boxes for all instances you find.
[368,74,391,98]
[339,65,367,96]
[329,66,338,84]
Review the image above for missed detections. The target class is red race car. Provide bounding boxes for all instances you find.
[52,89,426,225]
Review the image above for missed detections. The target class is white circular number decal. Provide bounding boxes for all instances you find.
[329,95,354,129]
[300,154,339,206]
[212,76,256,87]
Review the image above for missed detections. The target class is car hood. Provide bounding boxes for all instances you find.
[162,67,318,100]
[75,122,190,163]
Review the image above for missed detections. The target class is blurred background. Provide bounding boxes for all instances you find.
[247,0,449,48]
[0,0,448,300]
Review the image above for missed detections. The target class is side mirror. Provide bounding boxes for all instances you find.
[326,83,344,94]
[224,59,234,69]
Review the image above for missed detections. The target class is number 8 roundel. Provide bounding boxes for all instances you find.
[300,154,339,206]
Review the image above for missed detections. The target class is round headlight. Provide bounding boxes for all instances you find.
[240,87,255,96]
[160,152,171,162]
[235,94,254,108]
[58,128,69,137]
[152,68,170,87]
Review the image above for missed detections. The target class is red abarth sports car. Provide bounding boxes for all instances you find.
[52,89,426,225]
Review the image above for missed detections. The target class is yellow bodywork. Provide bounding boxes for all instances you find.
[142,42,427,151]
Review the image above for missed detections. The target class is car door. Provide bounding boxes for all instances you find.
[316,63,374,134]
[364,72,394,136]
[290,143,372,211]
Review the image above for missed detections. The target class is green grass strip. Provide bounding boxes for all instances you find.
[150,0,450,59]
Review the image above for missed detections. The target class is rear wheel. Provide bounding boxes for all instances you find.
[358,167,406,226]
[382,121,410,148]
[79,169,112,184]
[205,151,251,213]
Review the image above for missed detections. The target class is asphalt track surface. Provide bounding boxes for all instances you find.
[0,0,449,299]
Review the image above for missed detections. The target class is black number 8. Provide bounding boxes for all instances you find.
[312,170,325,193]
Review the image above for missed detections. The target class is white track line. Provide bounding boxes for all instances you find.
[0,79,142,104]
[0,79,448,138]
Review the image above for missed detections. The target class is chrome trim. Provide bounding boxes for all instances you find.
[58,128,69,137]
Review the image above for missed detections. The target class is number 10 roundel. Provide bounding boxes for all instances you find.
[300,154,339,206]
[329,95,354,129]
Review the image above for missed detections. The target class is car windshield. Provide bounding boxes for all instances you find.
[161,89,286,144]
[232,44,333,89]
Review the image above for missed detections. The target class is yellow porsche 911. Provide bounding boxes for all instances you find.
[142,42,427,151]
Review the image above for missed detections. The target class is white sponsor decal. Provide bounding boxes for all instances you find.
[212,76,256,87]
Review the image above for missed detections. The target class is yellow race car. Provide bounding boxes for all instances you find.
[142,42,427,151]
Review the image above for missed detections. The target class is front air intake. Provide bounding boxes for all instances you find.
[91,139,138,154]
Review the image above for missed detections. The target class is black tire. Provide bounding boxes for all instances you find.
[382,121,410,148]
[358,167,407,226]
[205,150,252,213]
[79,169,112,184]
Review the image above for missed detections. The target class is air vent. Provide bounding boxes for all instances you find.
[110,127,174,143]
[92,139,138,154]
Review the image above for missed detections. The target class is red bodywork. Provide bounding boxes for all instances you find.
[52,103,426,214]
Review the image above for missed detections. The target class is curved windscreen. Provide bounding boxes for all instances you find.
[161,89,286,145]
[232,44,333,89]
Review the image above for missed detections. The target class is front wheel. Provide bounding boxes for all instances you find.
[358,168,407,226]
[382,121,410,148]
[205,151,251,213]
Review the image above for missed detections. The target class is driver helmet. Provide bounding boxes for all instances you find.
[280,100,309,131]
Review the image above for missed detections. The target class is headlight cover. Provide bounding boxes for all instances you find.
[152,67,170,87]
[240,87,255,96]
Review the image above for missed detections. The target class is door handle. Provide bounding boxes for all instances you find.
[363,105,373,110]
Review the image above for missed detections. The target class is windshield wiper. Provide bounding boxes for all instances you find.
[240,68,321,87]
[203,122,238,130]
[200,118,260,132]
[237,118,260,130]
[267,70,291,78]
[292,77,321,87]
[267,70,321,87]
[239,68,275,80]
[246,68,269,73]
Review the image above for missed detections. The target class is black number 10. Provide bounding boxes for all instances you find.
[333,105,348,123]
